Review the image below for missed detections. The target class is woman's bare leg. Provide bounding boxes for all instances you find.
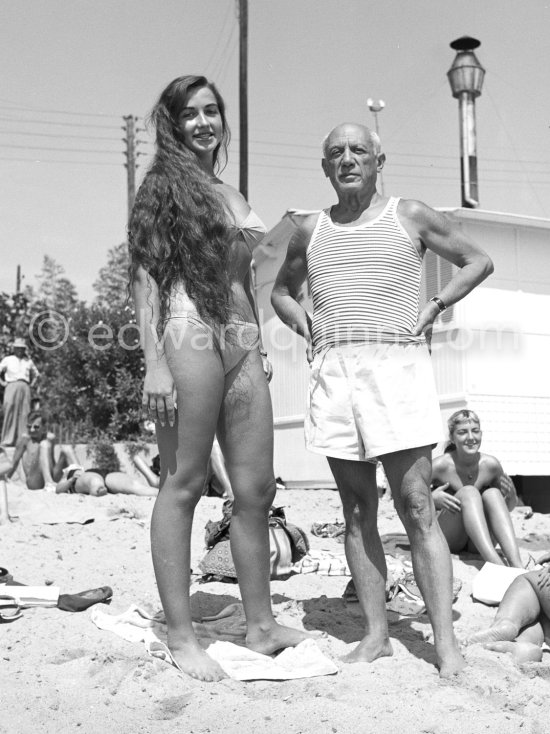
[104,472,158,496]
[467,574,542,645]
[152,325,226,682]
[132,455,160,488]
[482,488,523,568]
[466,573,545,661]
[209,440,233,499]
[217,351,318,654]
[454,485,504,565]
[437,506,469,553]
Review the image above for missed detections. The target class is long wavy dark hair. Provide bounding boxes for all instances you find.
[128,75,233,330]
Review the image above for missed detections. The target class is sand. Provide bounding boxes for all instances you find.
[1,482,550,734]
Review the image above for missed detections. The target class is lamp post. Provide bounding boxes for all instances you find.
[367,98,385,195]
[447,36,485,208]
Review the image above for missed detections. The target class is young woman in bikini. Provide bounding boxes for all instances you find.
[129,75,313,682]
[432,409,523,568]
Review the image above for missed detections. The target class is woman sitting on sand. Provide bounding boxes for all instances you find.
[432,409,523,568]
[466,562,550,662]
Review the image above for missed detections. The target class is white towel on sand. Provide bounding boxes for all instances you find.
[91,604,338,681]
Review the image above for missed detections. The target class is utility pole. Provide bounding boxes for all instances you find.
[16,265,21,293]
[238,0,248,199]
[123,115,137,225]
[367,98,385,195]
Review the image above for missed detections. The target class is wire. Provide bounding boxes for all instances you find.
[0,156,121,166]
[0,103,121,120]
[204,1,235,78]
[0,129,123,142]
[0,115,120,130]
[210,21,238,82]
[0,143,121,155]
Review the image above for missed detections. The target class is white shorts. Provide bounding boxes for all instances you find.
[305,342,443,461]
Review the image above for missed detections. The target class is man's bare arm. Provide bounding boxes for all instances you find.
[271,216,317,360]
[399,200,494,335]
[4,436,27,479]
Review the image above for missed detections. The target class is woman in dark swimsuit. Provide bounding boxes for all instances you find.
[432,409,523,568]
[129,76,312,682]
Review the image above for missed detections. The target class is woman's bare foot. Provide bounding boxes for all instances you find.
[484,640,542,663]
[246,622,324,655]
[465,618,519,646]
[437,645,467,679]
[342,634,393,663]
[169,640,227,682]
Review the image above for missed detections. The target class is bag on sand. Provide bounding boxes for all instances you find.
[199,506,309,581]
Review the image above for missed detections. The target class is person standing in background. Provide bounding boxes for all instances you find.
[0,338,39,446]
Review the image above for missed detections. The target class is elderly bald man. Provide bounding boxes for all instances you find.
[272,122,494,677]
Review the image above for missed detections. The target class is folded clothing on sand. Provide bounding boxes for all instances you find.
[92,603,338,681]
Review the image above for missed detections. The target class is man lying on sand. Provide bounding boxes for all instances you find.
[0,411,159,496]
[1,411,233,499]
[465,560,550,662]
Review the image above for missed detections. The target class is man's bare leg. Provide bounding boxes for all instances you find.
[328,457,393,663]
[0,478,9,524]
[382,446,465,678]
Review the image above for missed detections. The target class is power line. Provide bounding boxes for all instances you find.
[0,115,120,130]
[204,2,235,78]
[0,129,123,142]
[211,17,238,81]
[0,103,121,120]
[0,143,121,155]
[0,156,121,167]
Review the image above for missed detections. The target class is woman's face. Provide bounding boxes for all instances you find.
[451,418,482,456]
[176,86,223,162]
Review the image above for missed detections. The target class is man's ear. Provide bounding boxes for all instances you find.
[321,159,329,178]
[377,153,386,171]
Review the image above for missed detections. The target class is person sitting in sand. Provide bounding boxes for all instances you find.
[465,562,550,663]
[432,409,523,568]
[0,411,159,496]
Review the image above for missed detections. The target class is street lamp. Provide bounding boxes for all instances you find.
[447,36,485,208]
[367,98,385,194]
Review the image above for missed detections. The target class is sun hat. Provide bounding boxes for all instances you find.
[12,338,27,350]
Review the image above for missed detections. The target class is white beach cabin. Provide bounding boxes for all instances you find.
[253,208,550,510]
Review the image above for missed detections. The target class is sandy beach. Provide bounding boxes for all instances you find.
[2,480,550,734]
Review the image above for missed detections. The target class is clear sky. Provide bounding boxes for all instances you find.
[1,0,549,300]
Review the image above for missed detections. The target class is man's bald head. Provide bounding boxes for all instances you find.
[322,123,382,159]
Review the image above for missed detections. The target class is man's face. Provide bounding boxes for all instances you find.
[322,124,384,195]
[13,347,26,359]
[27,417,44,440]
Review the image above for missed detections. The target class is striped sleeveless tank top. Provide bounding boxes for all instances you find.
[306,196,424,352]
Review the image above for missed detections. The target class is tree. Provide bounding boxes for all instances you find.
[93,242,131,310]
[0,249,145,443]
[35,255,78,312]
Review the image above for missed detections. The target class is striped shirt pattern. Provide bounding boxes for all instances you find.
[306,196,424,352]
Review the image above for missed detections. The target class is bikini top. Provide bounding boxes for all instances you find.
[231,209,267,254]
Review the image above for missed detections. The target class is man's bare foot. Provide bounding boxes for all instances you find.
[246,622,323,655]
[342,635,393,663]
[465,619,519,646]
[484,640,542,663]
[168,640,227,682]
[437,646,467,678]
